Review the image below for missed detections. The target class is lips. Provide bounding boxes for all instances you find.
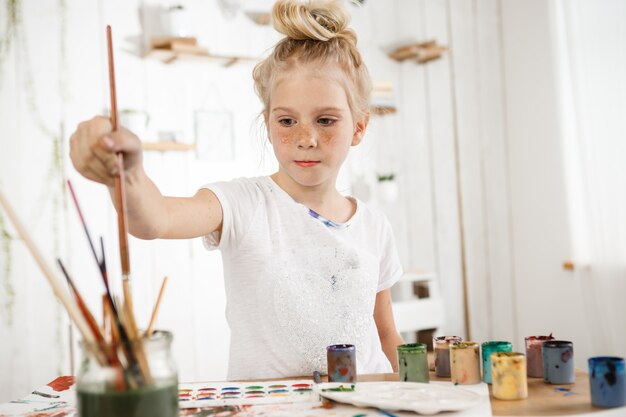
[295,161,320,167]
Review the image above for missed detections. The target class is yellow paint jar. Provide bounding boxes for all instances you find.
[491,352,528,400]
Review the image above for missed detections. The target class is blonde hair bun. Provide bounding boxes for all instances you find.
[272,0,352,42]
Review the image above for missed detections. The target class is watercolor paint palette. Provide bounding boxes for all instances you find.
[178,379,318,408]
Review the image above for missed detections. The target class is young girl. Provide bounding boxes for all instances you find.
[70,0,404,380]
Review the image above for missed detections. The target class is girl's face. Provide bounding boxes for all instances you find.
[266,63,367,192]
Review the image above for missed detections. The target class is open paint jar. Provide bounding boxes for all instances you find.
[450,342,481,385]
[327,344,357,383]
[433,336,462,378]
[589,356,625,408]
[481,341,513,384]
[76,330,178,417]
[397,343,429,383]
[491,352,528,400]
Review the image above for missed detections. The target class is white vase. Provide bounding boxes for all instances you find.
[163,6,192,37]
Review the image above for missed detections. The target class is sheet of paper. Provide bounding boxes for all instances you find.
[0,383,76,417]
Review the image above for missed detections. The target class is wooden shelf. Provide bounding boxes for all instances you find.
[146,37,257,66]
[143,141,196,152]
[388,40,447,64]
[245,11,271,25]
[371,105,397,115]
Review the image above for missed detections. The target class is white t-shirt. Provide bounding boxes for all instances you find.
[202,176,403,380]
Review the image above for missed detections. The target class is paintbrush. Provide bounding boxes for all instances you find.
[66,179,103,275]
[57,259,107,350]
[66,174,139,385]
[57,259,129,390]
[107,25,151,385]
[67,180,120,350]
[144,276,168,337]
[106,25,139,335]
[99,237,110,290]
[99,234,145,387]
[0,191,94,347]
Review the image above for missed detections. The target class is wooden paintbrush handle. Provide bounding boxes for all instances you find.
[0,191,94,344]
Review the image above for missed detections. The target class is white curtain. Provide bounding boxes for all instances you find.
[555,0,626,358]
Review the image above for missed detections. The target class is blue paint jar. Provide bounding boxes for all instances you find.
[589,357,625,408]
[542,340,575,384]
[481,341,512,384]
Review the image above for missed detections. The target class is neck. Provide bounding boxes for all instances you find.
[270,172,356,224]
[270,172,341,208]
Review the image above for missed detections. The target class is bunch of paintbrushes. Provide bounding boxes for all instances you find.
[0,25,167,391]
[0,181,168,390]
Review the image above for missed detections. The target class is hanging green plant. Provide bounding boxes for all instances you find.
[0,211,15,326]
[0,0,68,357]
[0,1,20,327]
[377,173,396,182]
[0,0,21,84]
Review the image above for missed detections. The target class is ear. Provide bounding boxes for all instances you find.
[351,115,369,146]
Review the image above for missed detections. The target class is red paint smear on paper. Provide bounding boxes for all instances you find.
[47,376,75,391]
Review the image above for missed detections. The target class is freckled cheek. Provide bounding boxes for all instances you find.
[319,131,336,144]
[269,126,294,144]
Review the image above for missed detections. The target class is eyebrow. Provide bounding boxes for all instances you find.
[270,106,346,114]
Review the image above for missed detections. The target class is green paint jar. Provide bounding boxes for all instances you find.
[77,330,178,417]
[481,341,513,384]
[397,343,429,383]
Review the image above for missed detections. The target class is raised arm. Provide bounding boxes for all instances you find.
[69,116,222,240]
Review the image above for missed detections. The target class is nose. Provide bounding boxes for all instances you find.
[295,125,318,149]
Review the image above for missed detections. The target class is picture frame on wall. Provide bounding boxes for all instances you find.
[194,110,235,162]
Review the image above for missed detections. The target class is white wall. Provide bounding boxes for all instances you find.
[448,0,517,344]
[0,0,464,402]
[456,0,624,367]
[500,0,592,357]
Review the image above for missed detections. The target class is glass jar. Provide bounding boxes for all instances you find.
[481,340,512,384]
[76,330,178,417]
[589,356,626,408]
[491,352,528,400]
[433,336,462,378]
[327,344,356,382]
[450,342,481,385]
[397,343,429,383]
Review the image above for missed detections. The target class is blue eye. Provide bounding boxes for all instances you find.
[279,118,295,127]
